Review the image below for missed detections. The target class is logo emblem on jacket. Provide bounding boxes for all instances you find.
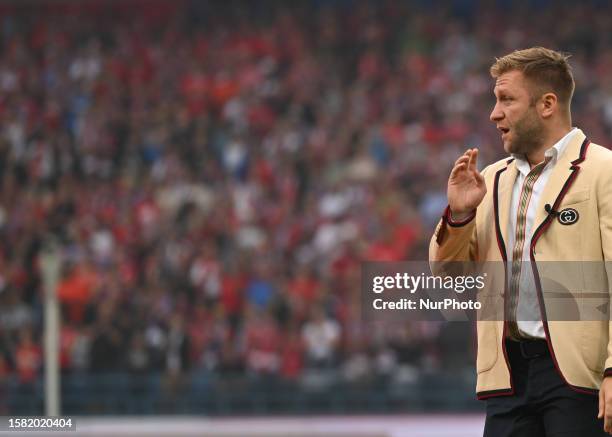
[558,208,579,225]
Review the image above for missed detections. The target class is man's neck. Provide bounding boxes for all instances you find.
[525,125,572,169]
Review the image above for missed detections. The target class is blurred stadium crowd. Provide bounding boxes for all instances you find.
[0,0,611,413]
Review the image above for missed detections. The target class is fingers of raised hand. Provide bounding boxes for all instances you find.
[468,148,478,172]
[450,162,468,179]
[454,154,471,168]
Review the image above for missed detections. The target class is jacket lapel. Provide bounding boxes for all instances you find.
[533,129,588,230]
[494,159,517,261]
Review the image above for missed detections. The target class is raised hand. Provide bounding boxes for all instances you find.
[447,148,486,218]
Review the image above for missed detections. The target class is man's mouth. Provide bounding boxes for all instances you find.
[498,127,510,138]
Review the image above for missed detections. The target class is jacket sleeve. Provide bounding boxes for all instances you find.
[597,158,612,377]
[429,206,478,266]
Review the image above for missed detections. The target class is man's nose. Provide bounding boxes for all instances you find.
[490,103,503,122]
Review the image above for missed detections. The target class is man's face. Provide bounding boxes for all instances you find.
[490,70,544,155]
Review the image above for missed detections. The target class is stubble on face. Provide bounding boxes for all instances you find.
[504,103,545,157]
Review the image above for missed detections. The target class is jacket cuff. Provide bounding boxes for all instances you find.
[604,367,612,378]
[435,206,476,245]
[445,205,476,227]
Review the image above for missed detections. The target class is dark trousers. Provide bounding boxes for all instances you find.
[484,339,606,437]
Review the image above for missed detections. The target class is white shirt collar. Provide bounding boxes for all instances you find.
[512,127,577,175]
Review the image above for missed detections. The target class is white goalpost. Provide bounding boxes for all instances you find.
[39,237,62,417]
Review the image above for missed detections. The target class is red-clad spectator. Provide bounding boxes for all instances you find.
[14,327,41,385]
[364,236,405,262]
[280,328,304,380]
[243,310,281,374]
[187,303,210,366]
[220,270,245,320]
[59,323,79,371]
[0,353,9,414]
[0,354,9,378]
[286,266,321,305]
[210,73,239,109]
[188,303,230,369]
[57,262,97,324]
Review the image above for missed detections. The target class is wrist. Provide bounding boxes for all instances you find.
[449,209,475,223]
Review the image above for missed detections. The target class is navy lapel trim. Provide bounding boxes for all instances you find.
[492,157,515,399]
[493,158,514,262]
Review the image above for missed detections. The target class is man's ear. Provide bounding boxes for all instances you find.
[539,92,557,119]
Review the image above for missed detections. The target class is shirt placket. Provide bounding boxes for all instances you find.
[507,158,550,340]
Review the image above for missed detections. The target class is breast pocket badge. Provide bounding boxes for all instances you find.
[558,208,579,225]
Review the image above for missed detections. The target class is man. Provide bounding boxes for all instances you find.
[429,47,612,436]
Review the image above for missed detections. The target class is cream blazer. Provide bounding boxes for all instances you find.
[430,129,612,399]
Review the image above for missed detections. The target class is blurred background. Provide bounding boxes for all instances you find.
[0,0,611,431]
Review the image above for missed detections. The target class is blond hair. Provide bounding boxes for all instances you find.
[490,47,575,108]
